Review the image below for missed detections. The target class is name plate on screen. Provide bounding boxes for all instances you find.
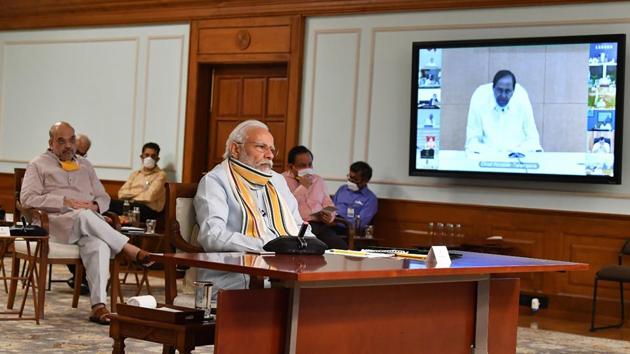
[426,246,451,268]
[479,161,540,169]
[0,227,10,236]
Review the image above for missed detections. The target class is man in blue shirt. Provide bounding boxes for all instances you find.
[333,161,378,234]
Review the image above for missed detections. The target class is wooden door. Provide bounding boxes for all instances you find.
[207,64,288,172]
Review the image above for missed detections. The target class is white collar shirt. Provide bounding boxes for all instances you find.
[465,83,543,153]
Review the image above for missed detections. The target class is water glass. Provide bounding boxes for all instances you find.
[145,219,157,234]
[194,281,214,319]
[364,225,374,239]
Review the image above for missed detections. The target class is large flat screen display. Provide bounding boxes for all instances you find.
[410,34,626,184]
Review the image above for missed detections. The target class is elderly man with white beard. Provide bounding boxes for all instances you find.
[193,120,311,294]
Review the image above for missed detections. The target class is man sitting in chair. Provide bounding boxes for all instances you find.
[21,121,153,325]
[114,142,167,222]
[282,145,347,249]
[333,161,378,235]
[194,120,311,294]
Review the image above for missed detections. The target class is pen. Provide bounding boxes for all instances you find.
[327,249,368,256]
[394,252,427,260]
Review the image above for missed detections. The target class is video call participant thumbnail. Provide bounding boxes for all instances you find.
[465,70,543,154]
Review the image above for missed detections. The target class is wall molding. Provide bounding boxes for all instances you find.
[0,1,615,30]
[307,29,361,166]
[142,34,186,174]
[0,36,140,169]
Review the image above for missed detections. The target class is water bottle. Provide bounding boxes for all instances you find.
[132,206,141,227]
[122,200,131,217]
[354,214,361,235]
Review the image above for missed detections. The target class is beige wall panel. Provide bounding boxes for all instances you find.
[307,31,360,179]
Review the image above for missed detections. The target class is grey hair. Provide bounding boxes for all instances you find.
[223,120,269,159]
[76,133,91,148]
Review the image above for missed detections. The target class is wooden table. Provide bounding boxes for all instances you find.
[110,314,215,354]
[0,235,48,324]
[152,251,587,354]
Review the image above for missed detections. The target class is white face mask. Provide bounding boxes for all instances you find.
[297,168,315,177]
[143,157,156,169]
[346,180,359,191]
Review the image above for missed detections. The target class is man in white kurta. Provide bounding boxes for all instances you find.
[21,121,149,324]
[194,120,311,294]
[465,70,543,154]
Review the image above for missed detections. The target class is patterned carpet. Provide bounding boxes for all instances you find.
[1,264,629,353]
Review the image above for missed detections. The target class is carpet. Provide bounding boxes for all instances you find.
[1,264,629,353]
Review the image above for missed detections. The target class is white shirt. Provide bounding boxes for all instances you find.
[592,140,611,154]
[465,83,542,153]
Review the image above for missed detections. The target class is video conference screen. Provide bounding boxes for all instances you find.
[409,34,626,184]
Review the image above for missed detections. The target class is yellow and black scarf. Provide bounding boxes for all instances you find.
[224,158,298,238]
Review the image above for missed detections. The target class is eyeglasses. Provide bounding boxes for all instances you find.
[493,87,513,96]
[238,141,277,156]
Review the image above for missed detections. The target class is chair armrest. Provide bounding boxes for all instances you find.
[170,220,204,253]
[334,216,356,250]
[19,206,50,231]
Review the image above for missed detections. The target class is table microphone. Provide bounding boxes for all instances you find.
[297,222,309,249]
[21,216,28,232]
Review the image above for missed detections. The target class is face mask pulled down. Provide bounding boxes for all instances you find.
[346,180,360,191]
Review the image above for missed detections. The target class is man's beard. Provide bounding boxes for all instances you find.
[58,148,75,161]
[239,151,273,173]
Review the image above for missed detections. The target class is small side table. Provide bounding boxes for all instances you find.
[110,314,215,354]
[111,231,164,312]
[0,235,48,324]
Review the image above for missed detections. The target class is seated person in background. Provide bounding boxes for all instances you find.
[194,120,312,293]
[282,146,347,249]
[333,161,378,235]
[116,142,166,221]
[75,133,91,157]
[465,70,543,154]
[21,121,152,325]
[592,137,611,154]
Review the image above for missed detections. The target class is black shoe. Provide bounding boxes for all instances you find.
[67,277,90,295]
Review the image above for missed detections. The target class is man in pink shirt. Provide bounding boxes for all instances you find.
[282,146,348,249]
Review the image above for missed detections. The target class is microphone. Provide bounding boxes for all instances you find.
[21,216,28,232]
[297,222,309,249]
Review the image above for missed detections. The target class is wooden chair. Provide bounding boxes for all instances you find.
[590,239,630,331]
[10,167,122,317]
[163,182,203,305]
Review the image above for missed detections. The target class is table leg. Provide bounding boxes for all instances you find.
[474,278,490,354]
[285,283,300,354]
[112,337,126,354]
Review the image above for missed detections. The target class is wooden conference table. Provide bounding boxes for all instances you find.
[152,251,587,354]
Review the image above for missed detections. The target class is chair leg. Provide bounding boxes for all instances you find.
[591,278,625,331]
[590,277,599,331]
[620,282,625,324]
[7,255,20,309]
[110,256,122,313]
[72,263,84,308]
[37,244,48,320]
[47,263,52,291]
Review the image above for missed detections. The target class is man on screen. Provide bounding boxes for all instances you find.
[465,70,543,154]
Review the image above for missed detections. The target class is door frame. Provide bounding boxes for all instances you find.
[182,15,304,182]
